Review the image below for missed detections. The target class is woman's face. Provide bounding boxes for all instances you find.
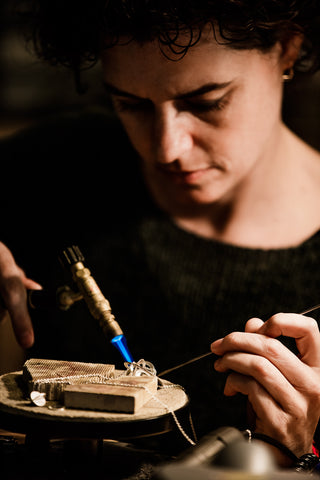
[101,32,287,214]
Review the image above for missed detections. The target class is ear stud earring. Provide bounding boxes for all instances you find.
[282,67,294,81]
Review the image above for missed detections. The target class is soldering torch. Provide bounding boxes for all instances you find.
[29,245,134,363]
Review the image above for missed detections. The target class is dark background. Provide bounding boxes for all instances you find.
[0,0,110,139]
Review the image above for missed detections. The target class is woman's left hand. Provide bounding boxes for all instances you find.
[211,313,320,463]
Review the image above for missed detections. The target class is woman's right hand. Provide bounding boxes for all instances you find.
[0,242,42,348]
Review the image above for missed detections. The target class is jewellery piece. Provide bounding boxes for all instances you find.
[124,359,157,377]
[282,68,294,81]
[244,429,252,443]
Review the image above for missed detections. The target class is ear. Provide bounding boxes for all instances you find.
[280,33,304,71]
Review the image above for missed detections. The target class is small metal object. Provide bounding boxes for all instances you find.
[30,391,46,407]
[47,404,65,411]
[124,359,157,377]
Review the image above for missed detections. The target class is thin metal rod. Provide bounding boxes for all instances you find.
[158,352,214,377]
[299,303,320,315]
[158,303,320,377]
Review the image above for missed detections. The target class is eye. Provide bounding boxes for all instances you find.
[112,97,154,114]
[183,94,230,115]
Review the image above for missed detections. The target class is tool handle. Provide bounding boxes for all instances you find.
[60,246,123,338]
[71,262,123,337]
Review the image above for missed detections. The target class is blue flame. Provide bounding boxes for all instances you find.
[111,334,134,362]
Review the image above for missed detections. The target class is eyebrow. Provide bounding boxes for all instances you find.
[103,80,233,101]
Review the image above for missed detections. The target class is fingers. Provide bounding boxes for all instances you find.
[256,313,320,367]
[22,277,43,291]
[211,312,320,459]
[224,371,279,418]
[212,329,319,389]
[224,371,317,458]
[0,243,40,349]
[0,274,35,348]
[214,351,298,410]
[20,268,42,291]
[245,317,264,333]
[223,373,292,440]
[211,311,320,400]
[211,313,320,369]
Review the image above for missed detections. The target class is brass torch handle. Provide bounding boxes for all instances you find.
[70,261,123,338]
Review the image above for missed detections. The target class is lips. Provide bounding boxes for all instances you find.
[156,165,214,185]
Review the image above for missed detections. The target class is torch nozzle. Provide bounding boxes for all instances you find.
[111,334,134,363]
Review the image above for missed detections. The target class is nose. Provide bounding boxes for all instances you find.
[154,106,193,165]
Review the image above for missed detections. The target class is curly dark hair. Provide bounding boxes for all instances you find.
[20,0,320,72]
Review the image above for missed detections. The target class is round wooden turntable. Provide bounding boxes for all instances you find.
[0,371,190,441]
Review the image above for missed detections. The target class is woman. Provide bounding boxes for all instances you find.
[2,0,320,468]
